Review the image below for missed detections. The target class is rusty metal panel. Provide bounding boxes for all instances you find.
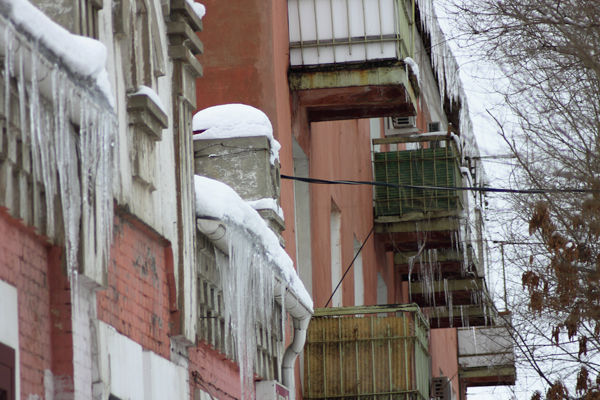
[304,306,429,400]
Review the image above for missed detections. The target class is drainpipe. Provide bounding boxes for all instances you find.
[196,217,313,399]
[196,217,228,254]
[274,281,313,400]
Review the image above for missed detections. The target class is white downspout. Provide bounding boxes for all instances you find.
[196,217,228,254]
[196,218,313,400]
[275,281,313,400]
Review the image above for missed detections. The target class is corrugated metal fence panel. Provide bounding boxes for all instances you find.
[288,0,415,66]
[373,146,462,217]
[305,313,429,400]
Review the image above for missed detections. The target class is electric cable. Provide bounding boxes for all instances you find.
[325,226,375,308]
[281,175,600,194]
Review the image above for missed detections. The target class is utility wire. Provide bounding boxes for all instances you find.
[281,175,600,194]
[325,226,375,308]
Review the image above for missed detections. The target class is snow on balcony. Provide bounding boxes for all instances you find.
[458,324,516,386]
[288,0,415,66]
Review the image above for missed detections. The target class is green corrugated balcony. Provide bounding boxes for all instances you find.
[373,145,462,218]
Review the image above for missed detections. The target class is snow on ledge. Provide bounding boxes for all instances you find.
[403,57,420,85]
[246,198,285,222]
[185,0,206,19]
[1,0,113,107]
[194,175,313,311]
[133,85,167,115]
[192,104,281,165]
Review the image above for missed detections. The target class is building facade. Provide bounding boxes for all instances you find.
[0,0,310,400]
[195,0,516,399]
[0,1,515,400]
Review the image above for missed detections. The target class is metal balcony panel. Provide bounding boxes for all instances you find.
[457,326,516,387]
[288,0,415,66]
[305,305,429,400]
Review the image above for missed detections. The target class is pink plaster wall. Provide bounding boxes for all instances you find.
[430,328,460,398]
[307,120,378,308]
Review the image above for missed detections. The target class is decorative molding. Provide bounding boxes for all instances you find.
[127,92,168,141]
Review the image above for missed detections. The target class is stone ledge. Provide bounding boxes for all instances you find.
[170,0,203,32]
[257,208,286,248]
[167,21,204,55]
[128,92,168,141]
[169,45,204,78]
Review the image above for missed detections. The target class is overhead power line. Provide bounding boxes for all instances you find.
[281,175,600,194]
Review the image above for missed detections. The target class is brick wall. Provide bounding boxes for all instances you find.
[1,206,251,400]
[97,211,174,359]
[0,209,56,399]
[189,342,241,400]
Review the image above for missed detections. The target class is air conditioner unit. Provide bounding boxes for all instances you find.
[391,116,416,129]
[256,381,289,400]
[431,376,452,400]
[384,116,419,136]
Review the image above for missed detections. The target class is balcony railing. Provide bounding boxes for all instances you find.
[373,143,462,218]
[457,323,516,386]
[288,0,415,66]
[304,304,429,400]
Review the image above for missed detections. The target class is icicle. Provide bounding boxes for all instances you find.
[443,278,449,305]
[17,50,26,145]
[220,222,282,400]
[280,283,286,351]
[4,26,13,148]
[448,293,453,327]
[483,302,488,327]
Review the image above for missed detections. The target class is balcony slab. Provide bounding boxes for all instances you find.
[290,64,417,122]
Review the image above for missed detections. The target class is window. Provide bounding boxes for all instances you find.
[353,236,364,306]
[0,342,15,400]
[330,201,342,307]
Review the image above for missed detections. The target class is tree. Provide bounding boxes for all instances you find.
[449,0,600,398]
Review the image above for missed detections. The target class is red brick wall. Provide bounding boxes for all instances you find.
[189,342,241,400]
[0,210,55,399]
[48,245,74,396]
[97,211,174,359]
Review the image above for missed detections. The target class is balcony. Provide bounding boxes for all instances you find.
[373,143,462,220]
[288,0,414,66]
[373,139,463,251]
[303,304,429,400]
[287,0,417,121]
[458,321,517,387]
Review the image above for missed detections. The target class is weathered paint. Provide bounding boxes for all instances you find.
[430,328,460,400]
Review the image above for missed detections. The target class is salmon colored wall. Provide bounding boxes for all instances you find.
[430,328,460,398]
[308,120,379,308]
[195,0,298,273]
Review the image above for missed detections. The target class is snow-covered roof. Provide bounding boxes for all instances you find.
[192,104,281,165]
[1,0,113,106]
[194,175,313,311]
